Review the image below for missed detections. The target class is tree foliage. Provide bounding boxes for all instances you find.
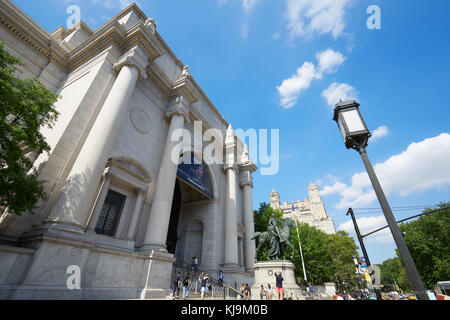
[0,41,58,216]
[326,230,360,292]
[253,202,360,291]
[398,202,450,289]
[376,257,412,292]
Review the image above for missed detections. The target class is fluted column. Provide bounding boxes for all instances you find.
[239,152,257,272]
[223,125,239,267]
[141,96,190,251]
[45,46,148,233]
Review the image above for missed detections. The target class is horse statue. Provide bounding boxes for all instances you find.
[252,217,297,261]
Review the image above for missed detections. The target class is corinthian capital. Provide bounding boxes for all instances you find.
[166,95,190,122]
[239,170,254,188]
[114,46,148,79]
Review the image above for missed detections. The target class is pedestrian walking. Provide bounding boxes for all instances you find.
[182,272,191,300]
[200,273,209,300]
[218,270,224,286]
[193,256,199,274]
[274,271,284,300]
[172,272,182,299]
[198,271,205,293]
[259,285,264,300]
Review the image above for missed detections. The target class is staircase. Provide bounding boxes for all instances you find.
[167,259,241,300]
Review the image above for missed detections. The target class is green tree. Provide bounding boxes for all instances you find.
[253,203,360,290]
[0,41,58,216]
[398,202,450,289]
[326,230,360,292]
[377,257,412,292]
[289,223,335,286]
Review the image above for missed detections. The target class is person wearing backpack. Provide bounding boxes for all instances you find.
[182,272,191,300]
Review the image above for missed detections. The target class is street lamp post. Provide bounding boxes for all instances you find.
[333,100,429,300]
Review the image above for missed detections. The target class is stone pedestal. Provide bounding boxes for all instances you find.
[139,250,175,299]
[251,260,303,300]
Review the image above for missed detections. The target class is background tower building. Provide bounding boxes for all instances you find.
[270,189,280,209]
[270,183,336,234]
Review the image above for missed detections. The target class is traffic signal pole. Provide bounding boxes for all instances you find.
[347,208,373,273]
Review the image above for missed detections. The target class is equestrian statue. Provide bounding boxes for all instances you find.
[251,214,296,261]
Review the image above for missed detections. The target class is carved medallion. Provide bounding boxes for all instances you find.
[130,108,151,134]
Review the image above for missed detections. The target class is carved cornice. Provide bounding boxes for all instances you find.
[0,10,67,70]
[145,62,173,97]
[170,76,200,106]
[0,1,166,75]
[239,162,257,173]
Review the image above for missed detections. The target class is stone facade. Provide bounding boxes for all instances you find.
[0,0,256,299]
[270,183,336,235]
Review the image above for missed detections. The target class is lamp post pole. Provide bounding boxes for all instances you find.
[333,100,428,300]
[357,146,428,300]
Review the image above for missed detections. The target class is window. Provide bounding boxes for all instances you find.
[95,190,126,237]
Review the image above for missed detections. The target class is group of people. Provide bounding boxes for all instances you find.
[335,290,379,300]
[173,260,289,301]
[172,256,225,300]
[258,284,274,300]
[172,270,213,300]
[256,271,285,300]
[239,283,252,300]
[172,271,193,300]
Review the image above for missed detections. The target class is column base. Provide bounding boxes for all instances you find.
[138,243,167,254]
[139,249,175,300]
[139,288,172,300]
[40,218,85,235]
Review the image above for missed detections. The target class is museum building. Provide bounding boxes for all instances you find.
[0,0,257,299]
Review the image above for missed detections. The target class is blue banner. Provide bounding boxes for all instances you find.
[177,154,214,199]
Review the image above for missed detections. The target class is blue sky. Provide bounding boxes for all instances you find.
[12,0,450,265]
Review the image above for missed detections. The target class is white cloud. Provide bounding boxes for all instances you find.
[371,125,389,142]
[316,48,346,74]
[277,49,345,108]
[321,133,450,210]
[338,215,393,244]
[321,82,358,107]
[277,62,318,109]
[285,0,354,40]
[243,0,260,15]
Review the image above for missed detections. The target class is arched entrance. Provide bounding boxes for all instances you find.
[165,153,214,263]
[165,180,181,254]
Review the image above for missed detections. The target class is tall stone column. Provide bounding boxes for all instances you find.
[239,144,257,272]
[141,96,190,252]
[45,46,148,233]
[223,125,239,268]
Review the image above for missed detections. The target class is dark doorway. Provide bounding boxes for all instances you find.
[166,180,181,254]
